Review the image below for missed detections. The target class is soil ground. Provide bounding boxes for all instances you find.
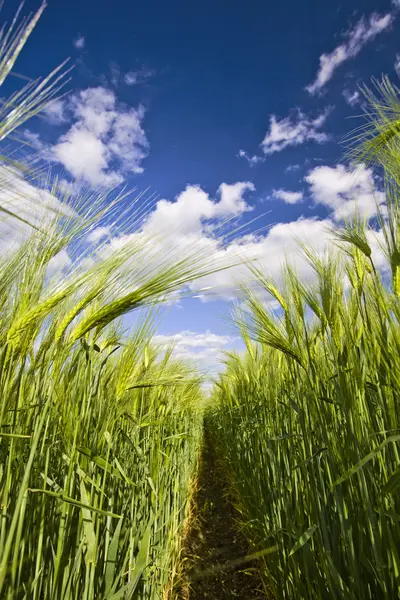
[175,425,267,599]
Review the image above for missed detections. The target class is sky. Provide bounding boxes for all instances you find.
[3,0,400,378]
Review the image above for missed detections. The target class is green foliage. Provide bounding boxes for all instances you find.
[0,7,213,598]
[212,82,400,600]
[0,189,212,600]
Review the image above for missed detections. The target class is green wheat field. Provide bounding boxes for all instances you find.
[1,4,400,600]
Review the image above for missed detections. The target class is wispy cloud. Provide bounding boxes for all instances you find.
[272,188,303,204]
[237,149,264,166]
[24,130,48,152]
[306,12,393,95]
[395,54,400,74]
[285,163,301,173]
[342,89,361,107]
[261,108,330,155]
[42,99,67,124]
[124,68,154,86]
[73,35,85,49]
[108,65,154,88]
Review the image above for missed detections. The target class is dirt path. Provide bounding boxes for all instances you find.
[176,425,266,599]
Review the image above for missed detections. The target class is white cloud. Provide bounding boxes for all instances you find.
[154,330,234,351]
[307,12,393,95]
[24,130,48,153]
[343,89,361,107]
[141,181,255,237]
[124,69,154,86]
[55,128,121,186]
[87,166,386,306]
[238,149,264,166]
[305,163,385,221]
[139,167,384,299]
[285,164,301,173]
[0,165,74,256]
[272,189,304,204]
[42,99,67,124]
[261,109,330,155]
[109,63,121,87]
[52,87,149,186]
[87,226,112,242]
[47,249,72,275]
[184,217,336,301]
[395,54,400,74]
[153,330,237,377]
[73,36,85,49]
[91,181,258,303]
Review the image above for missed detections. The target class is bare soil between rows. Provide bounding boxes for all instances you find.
[175,424,267,599]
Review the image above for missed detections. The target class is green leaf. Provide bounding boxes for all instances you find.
[28,489,121,518]
[109,522,152,600]
[383,466,400,495]
[0,432,31,439]
[77,447,123,480]
[80,480,97,566]
[105,518,123,597]
[288,525,318,557]
[293,447,327,470]
[333,435,400,487]
[114,457,135,486]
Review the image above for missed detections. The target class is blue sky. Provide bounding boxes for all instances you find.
[4,0,400,375]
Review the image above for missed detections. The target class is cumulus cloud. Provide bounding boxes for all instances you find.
[272,189,304,204]
[141,181,255,237]
[261,109,330,155]
[153,330,235,358]
[182,217,337,301]
[90,181,257,302]
[4,162,379,309]
[52,86,149,186]
[153,330,238,383]
[73,36,85,49]
[305,163,385,221]
[307,12,393,95]
[88,160,387,307]
[140,166,384,299]
[342,89,361,107]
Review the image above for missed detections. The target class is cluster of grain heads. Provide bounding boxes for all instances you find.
[212,81,400,600]
[0,279,205,600]
[0,196,222,599]
[0,171,223,597]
